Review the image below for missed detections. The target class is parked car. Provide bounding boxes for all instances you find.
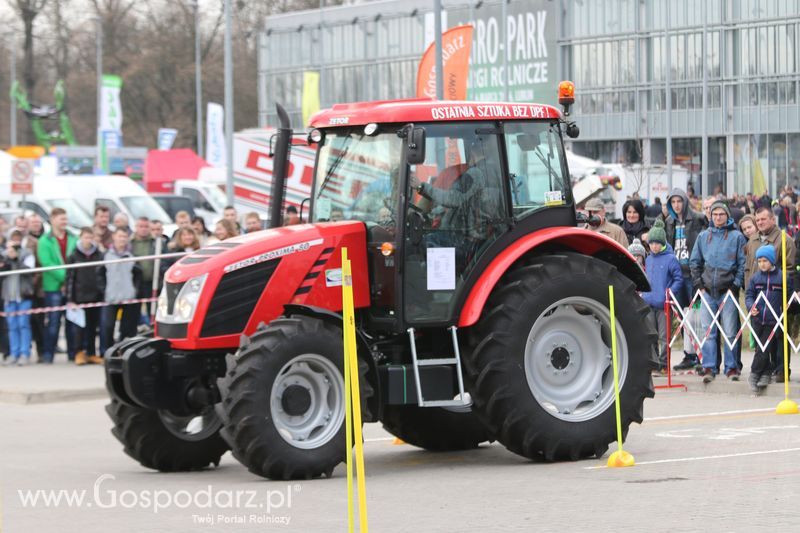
[1,177,94,233]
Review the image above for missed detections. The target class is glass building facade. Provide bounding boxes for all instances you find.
[260,0,800,196]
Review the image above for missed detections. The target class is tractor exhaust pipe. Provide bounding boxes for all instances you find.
[269,103,292,228]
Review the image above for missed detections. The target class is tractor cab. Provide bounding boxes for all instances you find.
[308,100,575,332]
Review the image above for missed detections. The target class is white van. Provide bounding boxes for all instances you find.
[0,176,94,232]
[173,176,228,227]
[65,175,177,235]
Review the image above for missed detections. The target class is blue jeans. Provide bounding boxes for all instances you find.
[5,300,32,359]
[42,292,77,363]
[700,292,740,374]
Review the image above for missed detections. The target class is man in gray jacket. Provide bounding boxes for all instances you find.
[98,227,141,357]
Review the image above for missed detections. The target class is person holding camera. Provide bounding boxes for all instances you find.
[1,230,36,366]
[583,198,629,248]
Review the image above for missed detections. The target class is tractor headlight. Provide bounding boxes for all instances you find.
[157,274,208,324]
[156,286,168,320]
[174,274,207,322]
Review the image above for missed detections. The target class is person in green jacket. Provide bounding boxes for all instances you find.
[37,207,77,363]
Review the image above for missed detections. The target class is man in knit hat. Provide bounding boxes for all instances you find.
[689,200,747,383]
[584,198,629,248]
[640,220,683,374]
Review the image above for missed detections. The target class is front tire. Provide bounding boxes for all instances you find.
[216,316,373,480]
[106,399,228,471]
[465,253,657,461]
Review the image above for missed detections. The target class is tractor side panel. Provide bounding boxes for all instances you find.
[458,226,648,328]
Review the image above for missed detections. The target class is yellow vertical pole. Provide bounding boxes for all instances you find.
[342,249,354,532]
[342,248,369,531]
[776,231,798,414]
[607,285,635,467]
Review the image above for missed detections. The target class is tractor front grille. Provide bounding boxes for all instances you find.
[200,259,280,337]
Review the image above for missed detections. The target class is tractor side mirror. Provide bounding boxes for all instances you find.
[406,127,426,165]
[566,123,580,139]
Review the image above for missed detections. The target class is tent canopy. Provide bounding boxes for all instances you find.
[144,148,209,193]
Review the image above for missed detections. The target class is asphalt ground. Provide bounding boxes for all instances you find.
[1,390,799,533]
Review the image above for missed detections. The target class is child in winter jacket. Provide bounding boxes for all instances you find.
[66,227,105,365]
[745,245,792,393]
[640,220,684,373]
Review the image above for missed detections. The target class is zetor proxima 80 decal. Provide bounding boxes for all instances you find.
[105,84,657,481]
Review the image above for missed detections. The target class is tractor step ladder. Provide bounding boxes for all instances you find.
[407,326,469,408]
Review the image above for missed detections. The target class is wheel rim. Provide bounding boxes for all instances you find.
[158,406,222,442]
[524,296,628,422]
[270,353,345,450]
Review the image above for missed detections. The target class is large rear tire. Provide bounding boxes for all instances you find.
[216,316,373,480]
[106,399,228,471]
[381,404,493,451]
[465,253,657,461]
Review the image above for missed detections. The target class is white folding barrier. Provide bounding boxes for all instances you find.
[666,288,800,357]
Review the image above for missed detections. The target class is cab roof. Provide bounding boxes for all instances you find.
[308,98,562,129]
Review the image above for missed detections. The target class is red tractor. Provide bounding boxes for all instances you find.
[105,85,657,480]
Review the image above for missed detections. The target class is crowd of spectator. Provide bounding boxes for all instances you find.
[583,184,800,391]
[0,204,275,366]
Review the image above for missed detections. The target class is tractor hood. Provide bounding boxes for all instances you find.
[165,222,363,283]
[158,221,371,350]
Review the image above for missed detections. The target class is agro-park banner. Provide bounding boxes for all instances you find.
[450,1,558,104]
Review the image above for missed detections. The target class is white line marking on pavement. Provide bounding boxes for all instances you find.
[365,437,395,443]
[655,426,798,440]
[584,447,800,470]
[645,407,774,422]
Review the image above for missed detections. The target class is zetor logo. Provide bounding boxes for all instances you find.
[329,117,349,125]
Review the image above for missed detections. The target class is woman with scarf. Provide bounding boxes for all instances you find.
[621,199,650,249]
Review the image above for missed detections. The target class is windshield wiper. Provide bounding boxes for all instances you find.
[316,137,354,198]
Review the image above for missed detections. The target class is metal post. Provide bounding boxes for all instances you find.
[665,3,672,192]
[96,16,103,171]
[194,0,204,158]
[319,0,325,109]
[502,0,508,100]
[10,37,17,146]
[151,236,163,323]
[433,0,444,100]
[701,2,708,194]
[224,0,235,206]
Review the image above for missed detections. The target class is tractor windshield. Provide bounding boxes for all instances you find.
[312,129,403,226]
[504,120,570,219]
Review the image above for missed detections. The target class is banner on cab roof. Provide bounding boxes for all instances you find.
[416,24,473,101]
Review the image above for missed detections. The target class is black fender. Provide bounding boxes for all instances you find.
[283,304,382,422]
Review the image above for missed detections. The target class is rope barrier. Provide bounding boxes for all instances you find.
[0,250,186,278]
[0,297,158,317]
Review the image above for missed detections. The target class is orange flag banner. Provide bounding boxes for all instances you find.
[416,25,473,100]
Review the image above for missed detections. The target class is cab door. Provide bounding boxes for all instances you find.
[401,122,509,326]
